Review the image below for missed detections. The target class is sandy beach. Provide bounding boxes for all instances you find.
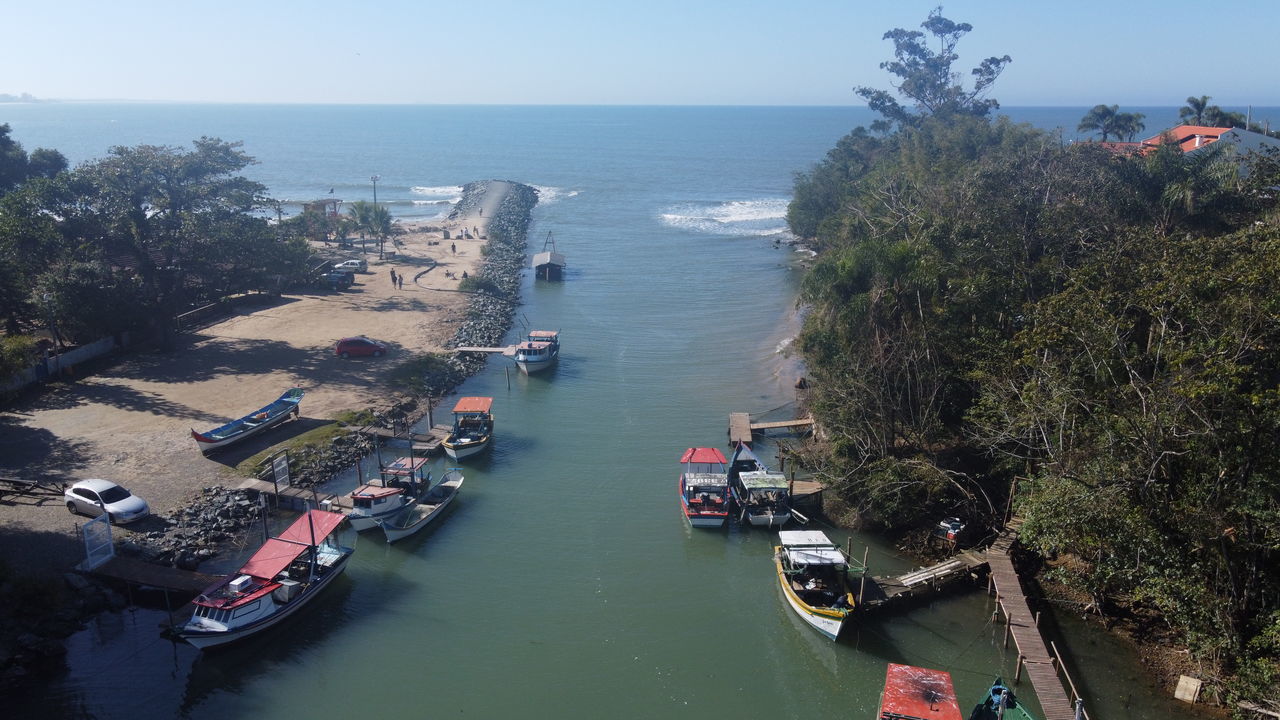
[0,182,515,574]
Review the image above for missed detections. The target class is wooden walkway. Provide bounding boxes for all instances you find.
[358,424,449,454]
[87,555,220,595]
[860,550,989,610]
[986,518,1087,720]
[454,345,516,356]
[728,413,813,445]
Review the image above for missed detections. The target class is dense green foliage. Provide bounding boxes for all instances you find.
[792,9,1280,707]
[1077,103,1146,142]
[0,136,313,353]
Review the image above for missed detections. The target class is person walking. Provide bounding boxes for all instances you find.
[450,242,456,254]
[398,275,404,290]
[390,269,397,287]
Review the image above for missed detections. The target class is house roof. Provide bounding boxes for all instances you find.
[1141,125,1234,152]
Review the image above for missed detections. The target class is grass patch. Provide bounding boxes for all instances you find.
[332,408,375,426]
[386,352,462,396]
[234,421,348,475]
[457,275,501,296]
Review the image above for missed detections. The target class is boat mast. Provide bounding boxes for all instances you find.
[306,506,318,582]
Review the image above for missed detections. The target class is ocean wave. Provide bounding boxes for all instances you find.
[410,185,464,203]
[658,198,792,237]
[532,185,579,204]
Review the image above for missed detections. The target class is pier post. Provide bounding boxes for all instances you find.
[427,397,434,428]
[1014,654,1024,683]
[1003,616,1011,648]
[858,546,869,603]
[506,367,510,390]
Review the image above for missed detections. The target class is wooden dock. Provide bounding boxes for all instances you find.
[454,345,516,356]
[860,550,989,610]
[87,555,220,595]
[358,424,449,454]
[986,518,1089,720]
[728,413,814,445]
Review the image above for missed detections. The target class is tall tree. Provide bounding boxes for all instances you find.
[855,7,1011,132]
[1180,95,1212,125]
[0,124,67,195]
[1077,104,1144,142]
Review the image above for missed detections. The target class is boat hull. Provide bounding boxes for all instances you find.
[775,558,850,641]
[380,476,464,543]
[746,511,791,528]
[191,389,303,454]
[686,513,728,528]
[348,507,404,532]
[515,351,558,374]
[443,436,490,460]
[177,550,352,649]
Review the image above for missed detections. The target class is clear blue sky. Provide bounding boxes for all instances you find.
[3,0,1277,106]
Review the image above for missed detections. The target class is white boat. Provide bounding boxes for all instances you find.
[774,530,859,641]
[727,443,791,527]
[378,469,464,543]
[442,397,494,460]
[677,447,730,528]
[176,509,354,649]
[346,456,431,531]
[513,330,560,374]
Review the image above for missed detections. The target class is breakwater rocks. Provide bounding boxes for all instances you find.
[448,180,539,375]
[122,486,267,569]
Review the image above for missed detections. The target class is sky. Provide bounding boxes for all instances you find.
[2,0,1278,106]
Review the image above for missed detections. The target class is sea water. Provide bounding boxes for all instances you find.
[2,104,1243,719]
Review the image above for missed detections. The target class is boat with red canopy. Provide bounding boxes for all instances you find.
[175,509,354,649]
[678,447,730,528]
[878,663,963,720]
[442,396,494,460]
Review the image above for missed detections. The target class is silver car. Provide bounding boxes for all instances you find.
[64,478,150,524]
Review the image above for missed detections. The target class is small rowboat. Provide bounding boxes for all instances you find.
[191,388,304,454]
[378,469,464,543]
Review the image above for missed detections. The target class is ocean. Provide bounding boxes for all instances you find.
[1,104,1228,719]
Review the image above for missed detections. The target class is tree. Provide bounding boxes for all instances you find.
[1114,111,1146,142]
[0,124,67,195]
[1180,95,1212,125]
[855,7,1011,132]
[1078,104,1145,142]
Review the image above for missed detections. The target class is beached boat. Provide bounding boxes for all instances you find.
[346,456,431,532]
[727,442,791,527]
[442,397,494,460]
[968,677,1041,720]
[678,447,730,528]
[774,530,858,640]
[191,388,304,454]
[378,469,465,543]
[879,663,964,720]
[514,330,560,374]
[175,509,353,649]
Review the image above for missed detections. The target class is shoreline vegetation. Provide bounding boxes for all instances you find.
[784,9,1280,714]
[0,172,536,687]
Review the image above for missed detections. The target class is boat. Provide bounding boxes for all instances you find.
[727,442,791,527]
[175,509,354,649]
[879,663,964,720]
[774,530,860,640]
[442,397,494,460]
[378,469,465,543]
[513,330,560,374]
[968,677,1040,720]
[532,230,565,280]
[346,456,431,531]
[191,388,304,454]
[678,447,730,528]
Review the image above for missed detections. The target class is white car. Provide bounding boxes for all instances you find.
[64,479,150,524]
[334,259,367,273]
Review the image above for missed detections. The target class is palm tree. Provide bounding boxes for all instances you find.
[1180,95,1211,125]
[1115,112,1146,142]
[1078,104,1122,142]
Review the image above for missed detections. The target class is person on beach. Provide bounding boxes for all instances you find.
[390,269,397,287]
[451,242,456,254]
[398,275,404,290]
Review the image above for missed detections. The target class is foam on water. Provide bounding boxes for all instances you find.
[531,185,579,204]
[659,198,792,237]
[410,185,464,203]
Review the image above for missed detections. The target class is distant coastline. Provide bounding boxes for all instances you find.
[0,93,47,103]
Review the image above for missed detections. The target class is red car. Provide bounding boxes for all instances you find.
[335,336,388,358]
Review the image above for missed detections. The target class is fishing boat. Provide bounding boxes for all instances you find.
[774,530,859,640]
[968,678,1041,720]
[513,330,560,374]
[175,509,354,649]
[191,388,304,454]
[678,447,730,528]
[532,230,565,280]
[346,456,431,531]
[879,663,964,720]
[378,469,465,543]
[727,442,791,527]
[442,397,494,460]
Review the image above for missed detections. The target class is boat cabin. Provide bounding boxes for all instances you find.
[878,663,963,720]
[736,470,789,507]
[450,396,494,437]
[777,530,858,609]
[680,447,730,507]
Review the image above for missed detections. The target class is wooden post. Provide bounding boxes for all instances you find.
[1014,654,1024,683]
[858,546,869,603]
[427,397,434,429]
[1034,610,1041,627]
[1003,614,1011,648]
[506,367,510,390]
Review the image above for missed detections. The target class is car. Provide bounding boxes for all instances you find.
[321,270,354,290]
[64,479,150,524]
[336,336,388,358]
[334,259,367,273]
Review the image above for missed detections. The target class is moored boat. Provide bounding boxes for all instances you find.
[968,677,1041,720]
[442,397,494,460]
[346,456,431,532]
[879,663,964,720]
[175,509,353,649]
[774,530,859,640]
[678,447,730,528]
[378,469,465,543]
[727,442,791,527]
[513,330,560,374]
[191,388,303,454]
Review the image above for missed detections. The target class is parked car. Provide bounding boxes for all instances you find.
[321,271,354,290]
[334,259,367,273]
[336,336,388,358]
[64,479,150,524]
